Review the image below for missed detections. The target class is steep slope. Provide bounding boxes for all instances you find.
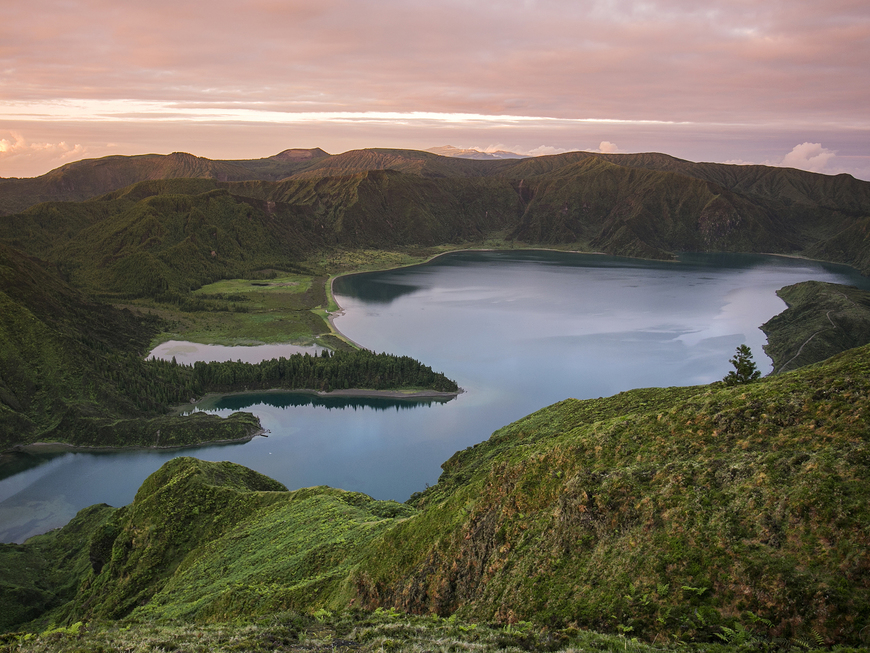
[5,148,870,284]
[1,458,415,630]
[4,347,868,645]
[354,345,870,644]
[0,181,329,297]
[0,504,114,632]
[0,241,262,448]
[0,173,521,297]
[508,157,797,258]
[247,170,521,247]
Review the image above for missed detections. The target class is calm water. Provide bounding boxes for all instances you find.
[2,251,868,542]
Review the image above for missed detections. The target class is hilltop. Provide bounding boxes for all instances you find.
[2,343,868,648]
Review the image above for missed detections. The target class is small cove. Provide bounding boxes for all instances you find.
[2,250,869,543]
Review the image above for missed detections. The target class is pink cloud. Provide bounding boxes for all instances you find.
[0,132,87,178]
[1,0,869,179]
[597,141,621,154]
[780,142,836,173]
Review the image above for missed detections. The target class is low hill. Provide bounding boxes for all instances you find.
[3,345,868,646]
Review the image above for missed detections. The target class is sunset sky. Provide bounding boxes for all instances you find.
[2,0,868,179]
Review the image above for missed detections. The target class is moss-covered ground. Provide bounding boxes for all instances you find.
[4,608,865,653]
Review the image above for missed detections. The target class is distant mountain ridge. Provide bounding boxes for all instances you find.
[426,145,528,160]
[2,147,870,282]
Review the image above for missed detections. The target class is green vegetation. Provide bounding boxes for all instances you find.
[3,148,870,650]
[722,344,761,385]
[5,147,870,273]
[762,281,870,373]
[190,349,458,394]
[0,241,457,450]
[0,504,114,632]
[6,608,863,653]
[356,344,870,645]
[2,346,869,647]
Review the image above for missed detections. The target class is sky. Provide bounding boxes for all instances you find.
[1,0,869,180]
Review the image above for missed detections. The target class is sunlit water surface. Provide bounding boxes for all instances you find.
[2,251,868,542]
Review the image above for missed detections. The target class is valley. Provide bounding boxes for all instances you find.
[1,148,870,650]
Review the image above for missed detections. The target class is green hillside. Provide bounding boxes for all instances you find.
[2,345,868,648]
[355,345,870,644]
[0,149,330,216]
[762,281,870,373]
[5,148,870,284]
[0,239,456,450]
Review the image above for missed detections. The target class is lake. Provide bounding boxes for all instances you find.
[2,250,868,542]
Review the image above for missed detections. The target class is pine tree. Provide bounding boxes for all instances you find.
[723,344,761,385]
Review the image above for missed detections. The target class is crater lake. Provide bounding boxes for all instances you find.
[2,250,868,542]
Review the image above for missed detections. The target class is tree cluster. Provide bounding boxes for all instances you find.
[90,349,458,417]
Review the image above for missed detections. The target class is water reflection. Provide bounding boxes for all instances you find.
[4,251,870,543]
[188,392,455,412]
[333,275,422,304]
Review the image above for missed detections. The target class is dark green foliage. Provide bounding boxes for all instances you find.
[0,504,115,632]
[722,344,762,385]
[189,349,458,394]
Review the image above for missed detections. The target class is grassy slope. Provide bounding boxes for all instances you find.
[355,345,870,645]
[763,281,870,373]
[2,458,415,630]
[0,504,114,632]
[3,347,868,647]
[0,241,263,449]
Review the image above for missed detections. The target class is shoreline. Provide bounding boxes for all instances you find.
[2,428,266,457]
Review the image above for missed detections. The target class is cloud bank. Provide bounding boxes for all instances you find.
[1,0,868,178]
[0,132,87,178]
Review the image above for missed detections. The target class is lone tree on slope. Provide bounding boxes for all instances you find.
[723,344,761,385]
